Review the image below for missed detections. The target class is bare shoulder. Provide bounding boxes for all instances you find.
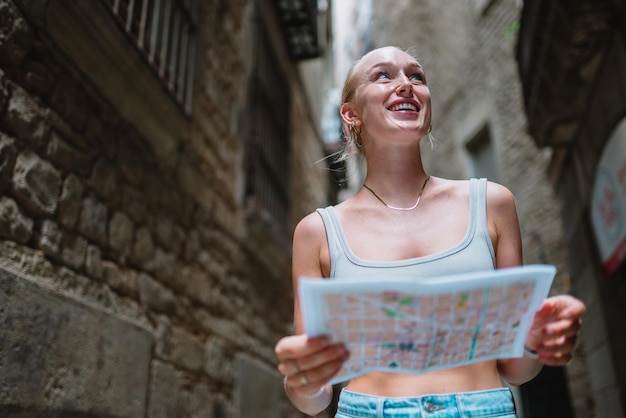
[293,211,327,247]
[484,181,516,213]
[427,177,514,208]
[293,210,329,278]
[483,181,522,267]
[429,177,472,199]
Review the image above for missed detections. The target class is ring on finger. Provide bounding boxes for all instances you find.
[300,372,310,385]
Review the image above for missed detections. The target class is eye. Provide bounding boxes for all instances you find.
[375,71,391,80]
[409,73,425,83]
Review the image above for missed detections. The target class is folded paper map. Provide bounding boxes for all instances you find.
[298,264,556,385]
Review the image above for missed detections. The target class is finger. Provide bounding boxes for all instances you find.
[536,295,585,324]
[553,295,586,319]
[277,359,302,377]
[539,351,573,367]
[542,317,582,338]
[296,343,348,371]
[538,334,577,355]
[540,296,585,332]
[275,335,330,361]
[305,350,350,385]
[287,350,349,390]
[529,300,558,330]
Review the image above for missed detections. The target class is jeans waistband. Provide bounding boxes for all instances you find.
[337,387,516,417]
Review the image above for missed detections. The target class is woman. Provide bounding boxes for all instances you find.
[275,46,585,417]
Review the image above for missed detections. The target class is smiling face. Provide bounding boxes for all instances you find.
[341,47,432,151]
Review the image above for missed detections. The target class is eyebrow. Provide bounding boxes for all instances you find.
[372,61,422,68]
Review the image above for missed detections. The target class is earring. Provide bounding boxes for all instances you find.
[349,121,362,148]
[426,125,437,149]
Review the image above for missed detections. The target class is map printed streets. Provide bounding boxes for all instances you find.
[298,265,556,385]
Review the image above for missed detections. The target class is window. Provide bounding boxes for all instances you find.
[102,0,197,113]
[466,125,500,182]
[244,24,291,243]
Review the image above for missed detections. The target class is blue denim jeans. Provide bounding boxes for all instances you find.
[335,387,517,418]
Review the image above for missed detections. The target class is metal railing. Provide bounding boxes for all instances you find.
[103,0,197,113]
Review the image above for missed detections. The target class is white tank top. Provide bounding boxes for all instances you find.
[316,178,496,280]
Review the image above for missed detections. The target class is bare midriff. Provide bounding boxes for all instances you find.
[344,360,503,397]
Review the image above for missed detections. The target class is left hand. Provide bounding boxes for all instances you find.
[525,294,585,366]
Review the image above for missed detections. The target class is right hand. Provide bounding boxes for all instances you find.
[275,334,349,396]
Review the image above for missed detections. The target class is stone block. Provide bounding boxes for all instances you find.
[169,326,205,373]
[108,210,134,256]
[57,172,84,228]
[154,315,172,359]
[0,68,7,109]
[0,268,153,416]
[76,194,107,246]
[3,82,49,149]
[12,151,61,216]
[102,261,137,298]
[155,217,185,255]
[235,354,282,418]
[0,0,33,67]
[151,248,179,285]
[0,133,17,190]
[183,380,213,418]
[214,197,239,236]
[85,243,103,280]
[37,218,62,259]
[0,196,33,243]
[88,157,118,202]
[205,336,231,381]
[195,309,241,343]
[131,226,155,265]
[184,229,200,261]
[147,360,180,418]
[147,360,214,418]
[176,156,216,214]
[137,272,176,315]
[60,231,87,270]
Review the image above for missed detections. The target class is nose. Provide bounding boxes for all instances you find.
[396,75,412,96]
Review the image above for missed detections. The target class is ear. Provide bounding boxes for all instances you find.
[340,103,361,127]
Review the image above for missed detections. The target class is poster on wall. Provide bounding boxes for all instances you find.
[591,117,626,277]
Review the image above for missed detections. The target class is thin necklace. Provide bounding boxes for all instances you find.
[363,175,431,211]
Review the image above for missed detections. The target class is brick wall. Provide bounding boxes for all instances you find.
[0,0,329,417]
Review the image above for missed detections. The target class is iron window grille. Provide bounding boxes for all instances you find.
[102,0,197,114]
[245,25,291,245]
[275,0,321,60]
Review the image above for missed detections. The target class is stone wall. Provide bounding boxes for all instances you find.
[0,0,330,417]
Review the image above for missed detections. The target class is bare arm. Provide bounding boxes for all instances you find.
[275,213,348,416]
[489,183,584,385]
[486,183,544,385]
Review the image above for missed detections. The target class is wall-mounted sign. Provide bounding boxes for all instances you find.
[591,117,626,276]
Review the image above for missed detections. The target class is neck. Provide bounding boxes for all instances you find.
[364,150,427,194]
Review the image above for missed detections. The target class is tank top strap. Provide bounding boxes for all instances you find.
[471,178,488,223]
[315,206,341,277]
[471,177,496,263]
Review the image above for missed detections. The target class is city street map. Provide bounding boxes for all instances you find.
[298,264,556,385]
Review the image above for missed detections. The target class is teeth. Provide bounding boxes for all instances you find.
[389,103,418,111]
